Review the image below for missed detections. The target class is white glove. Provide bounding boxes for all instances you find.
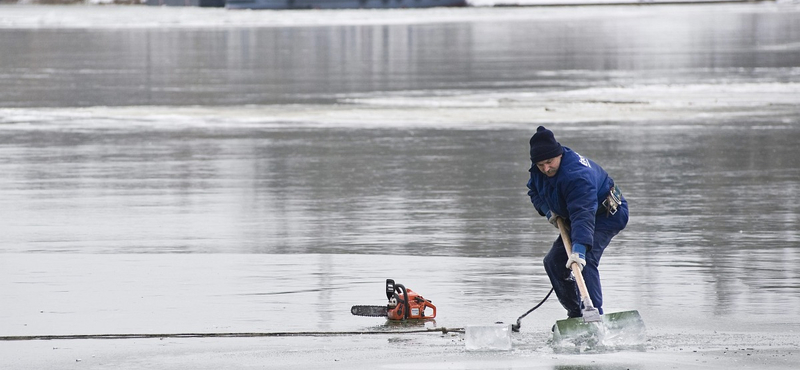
[546,211,560,229]
[565,243,587,271]
[566,253,586,271]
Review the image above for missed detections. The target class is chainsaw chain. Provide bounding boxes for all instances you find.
[350,305,388,317]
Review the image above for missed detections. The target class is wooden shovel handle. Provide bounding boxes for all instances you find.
[556,218,596,310]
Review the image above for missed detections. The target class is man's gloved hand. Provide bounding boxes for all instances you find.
[546,211,560,229]
[566,243,587,271]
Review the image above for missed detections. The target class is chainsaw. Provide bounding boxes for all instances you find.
[351,279,436,320]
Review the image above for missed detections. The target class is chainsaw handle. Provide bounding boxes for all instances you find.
[394,283,411,320]
[424,300,437,319]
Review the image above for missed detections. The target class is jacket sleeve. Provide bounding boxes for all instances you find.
[563,173,598,250]
[527,176,550,217]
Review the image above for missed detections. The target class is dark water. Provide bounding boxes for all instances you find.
[1,4,799,107]
[1,4,800,365]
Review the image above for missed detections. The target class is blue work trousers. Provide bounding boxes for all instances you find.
[542,199,628,318]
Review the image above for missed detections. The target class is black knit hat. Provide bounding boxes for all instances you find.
[529,126,563,163]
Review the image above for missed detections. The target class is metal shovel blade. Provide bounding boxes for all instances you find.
[553,310,645,348]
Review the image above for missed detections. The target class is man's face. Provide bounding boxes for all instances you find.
[535,155,562,178]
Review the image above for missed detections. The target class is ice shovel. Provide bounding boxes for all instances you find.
[553,218,645,345]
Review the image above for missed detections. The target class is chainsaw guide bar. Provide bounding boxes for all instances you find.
[350,305,389,317]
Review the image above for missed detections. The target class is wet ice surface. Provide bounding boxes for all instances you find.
[4,253,799,368]
[2,2,800,369]
[0,254,798,369]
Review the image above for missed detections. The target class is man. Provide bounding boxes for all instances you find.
[526,126,628,319]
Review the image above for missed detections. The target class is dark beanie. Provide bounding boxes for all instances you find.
[529,126,563,163]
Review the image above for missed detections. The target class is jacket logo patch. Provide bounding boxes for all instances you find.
[577,153,591,168]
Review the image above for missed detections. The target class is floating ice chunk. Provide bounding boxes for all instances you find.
[464,323,512,351]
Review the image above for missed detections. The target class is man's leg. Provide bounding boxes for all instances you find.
[582,229,614,315]
[584,200,629,314]
[543,236,582,318]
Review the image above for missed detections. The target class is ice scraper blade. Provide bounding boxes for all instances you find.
[553,310,645,347]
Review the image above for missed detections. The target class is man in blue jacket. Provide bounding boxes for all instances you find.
[527,126,628,319]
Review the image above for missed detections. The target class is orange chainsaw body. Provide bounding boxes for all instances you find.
[387,287,436,320]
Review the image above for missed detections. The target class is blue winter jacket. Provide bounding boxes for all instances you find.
[527,147,615,249]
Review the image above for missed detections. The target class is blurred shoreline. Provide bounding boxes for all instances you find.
[0,0,785,8]
[0,1,795,30]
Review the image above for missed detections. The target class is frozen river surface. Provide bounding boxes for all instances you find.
[1,3,800,369]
